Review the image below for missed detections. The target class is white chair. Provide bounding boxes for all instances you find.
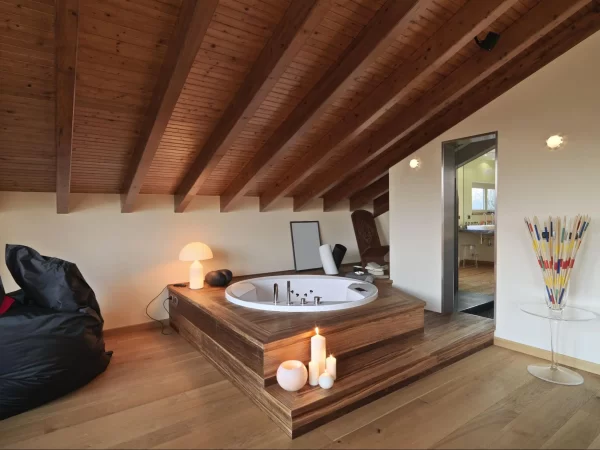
[460,244,479,268]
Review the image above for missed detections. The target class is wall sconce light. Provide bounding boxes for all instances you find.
[409,158,420,169]
[546,134,564,150]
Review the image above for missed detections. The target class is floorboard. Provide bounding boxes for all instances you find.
[1,331,599,449]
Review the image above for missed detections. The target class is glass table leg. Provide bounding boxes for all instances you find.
[527,315,584,386]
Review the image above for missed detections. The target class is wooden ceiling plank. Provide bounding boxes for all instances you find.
[321,8,600,208]
[172,0,332,213]
[373,192,390,218]
[260,0,517,212]
[347,174,389,212]
[120,0,218,213]
[298,0,589,212]
[214,0,432,212]
[55,0,80,214]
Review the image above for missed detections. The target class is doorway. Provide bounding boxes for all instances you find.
[441,132,497,318]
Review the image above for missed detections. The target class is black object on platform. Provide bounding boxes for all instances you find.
[218,269,233,284]
[206,269,233,287]
[0,244,112,420]
[332,244,347,269]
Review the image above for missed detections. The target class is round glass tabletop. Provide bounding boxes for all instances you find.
[520,303,597,322]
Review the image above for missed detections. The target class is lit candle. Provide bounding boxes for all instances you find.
[326,354,337,380]
[308,361,319,386]
[310,327,326,375]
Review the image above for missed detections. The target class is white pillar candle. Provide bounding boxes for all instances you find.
[326,354,337,380]
[310,327,326,375]
[308,361,319,386]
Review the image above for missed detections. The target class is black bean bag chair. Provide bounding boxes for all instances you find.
[0,245,112,420]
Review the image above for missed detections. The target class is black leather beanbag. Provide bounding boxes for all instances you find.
[0,245,112,420]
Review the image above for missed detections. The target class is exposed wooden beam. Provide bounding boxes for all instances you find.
[120,0,218,213]
[215,0,431,212]
[348,174,389,212]
[259,0,517,212]
[321,8,600,205]
[296,0,589,211]
[55,0,80,214]
[373,193,389,218]
[172,0,332,213]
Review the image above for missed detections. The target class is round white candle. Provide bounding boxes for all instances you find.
[318,371,334,389]
[326,354,337,380]
[311,327,326,375]
[308,361,319,386]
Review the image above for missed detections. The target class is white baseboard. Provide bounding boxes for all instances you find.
[494,337,600,376]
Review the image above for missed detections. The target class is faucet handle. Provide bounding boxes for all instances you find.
[314,296,321,305]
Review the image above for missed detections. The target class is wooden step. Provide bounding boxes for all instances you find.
[265,312,494,436]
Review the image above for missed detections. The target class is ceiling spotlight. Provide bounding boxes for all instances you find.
[409,158,420,169]
[475,32,500,51]
[546,135,564,150]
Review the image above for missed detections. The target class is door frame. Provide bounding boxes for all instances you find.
[440,132,498,314]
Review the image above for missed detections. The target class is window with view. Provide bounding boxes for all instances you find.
[472,183,495,212]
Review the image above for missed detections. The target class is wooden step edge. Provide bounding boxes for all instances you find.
[291,334,494,438]
[264,322,495,419]
[262,327,425,387]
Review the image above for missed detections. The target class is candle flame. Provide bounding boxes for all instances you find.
[315,327,319,335]
[330,354,333,358]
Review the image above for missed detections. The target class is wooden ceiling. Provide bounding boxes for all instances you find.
[1,0,599,214]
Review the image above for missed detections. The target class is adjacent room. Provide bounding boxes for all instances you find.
[1,0,599,448]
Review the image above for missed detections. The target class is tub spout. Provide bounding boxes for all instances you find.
[273,283,279,304]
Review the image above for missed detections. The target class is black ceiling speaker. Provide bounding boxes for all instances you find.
[475,32,500,51]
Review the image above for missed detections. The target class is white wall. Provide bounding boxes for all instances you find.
[390,31,600,363]
[0,193,360,329]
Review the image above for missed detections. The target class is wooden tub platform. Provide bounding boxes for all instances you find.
[168,273,494,438]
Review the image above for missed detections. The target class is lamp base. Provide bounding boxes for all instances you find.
[189,260,204,290]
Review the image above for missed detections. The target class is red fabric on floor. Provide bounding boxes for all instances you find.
[0,296,15,315]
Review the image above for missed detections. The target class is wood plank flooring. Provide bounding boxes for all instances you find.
[1,328,599,449]
[459,265,495,295]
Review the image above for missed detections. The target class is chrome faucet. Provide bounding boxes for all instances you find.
[287,281,292,305]
[314,296,322,305]
[273,283,278,304]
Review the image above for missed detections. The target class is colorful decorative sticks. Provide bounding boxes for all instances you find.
[524,215,591,308]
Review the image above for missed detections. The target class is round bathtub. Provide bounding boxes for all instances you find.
[225,275,378,312]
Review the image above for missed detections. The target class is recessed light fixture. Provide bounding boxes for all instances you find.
[546,135,564,150]
[409,158,420,169]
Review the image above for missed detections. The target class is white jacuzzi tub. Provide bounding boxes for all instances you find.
[225,275,378,312]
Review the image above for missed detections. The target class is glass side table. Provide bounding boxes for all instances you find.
[520,303,597,386]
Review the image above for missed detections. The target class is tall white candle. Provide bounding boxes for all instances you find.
[308,361,319,386]
[310,327,326,375]
[326,354,337,380]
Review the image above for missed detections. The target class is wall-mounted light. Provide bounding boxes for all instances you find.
[409,158,420,169]
[546,134,564,150]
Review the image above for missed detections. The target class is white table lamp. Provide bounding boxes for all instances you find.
[179,242,213,289]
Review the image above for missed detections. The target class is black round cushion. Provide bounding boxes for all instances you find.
[218,269,233,283]
[205,270,227,287]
